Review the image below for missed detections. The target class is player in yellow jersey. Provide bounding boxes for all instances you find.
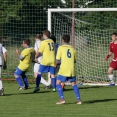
[14,39,35,90]
[56,35,82,105]
[33,34,51,89]
[33,30,56,93]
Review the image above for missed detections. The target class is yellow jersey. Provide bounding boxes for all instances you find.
[18,47,35,71]
[39,39,55,66]
[56,44,76,77]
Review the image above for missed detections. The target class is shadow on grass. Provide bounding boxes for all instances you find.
[63,86,104,91]
[4,90,51,96]
[63,88,73,91]
[84,98,117,104]
[65,98,117,105]
[79,86,104,89]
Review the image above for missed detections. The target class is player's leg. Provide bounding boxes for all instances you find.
[61,82,65,90]
[68,77,82,104]
[0,67,4,96]
[0,67,3,89]
[33,64,47,93]
[21,71,29,89]
[56,75,66,104]
[55,65,65,90]
[34,63,50,88]
[108,61,117,86]
[47,72,51,85]
[33,72,41,93]
[0,78,3,91]
[14,68,24,90]
[51,74,56,91]
[50,66,56,91]
[108,67,115,86]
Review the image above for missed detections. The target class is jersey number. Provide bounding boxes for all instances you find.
[67,49,71,58]
[48,43,54,51]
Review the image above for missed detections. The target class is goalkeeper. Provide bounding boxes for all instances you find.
[105,32,117,86]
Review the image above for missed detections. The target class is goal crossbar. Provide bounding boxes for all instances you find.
[48,8,117,32]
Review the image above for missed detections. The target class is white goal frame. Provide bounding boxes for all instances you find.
[48,8,117,32]
[48,8,117,86]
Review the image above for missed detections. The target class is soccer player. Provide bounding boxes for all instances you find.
[14,39,35,90]
[105,32,117,86]
[33,30,56,93]
[56,34,81,104]
[0,44,7,96]
[45,35,60,88]
[33,34,51,88]
[50,35,65,89]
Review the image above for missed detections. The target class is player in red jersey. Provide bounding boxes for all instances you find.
[105,32,117,86]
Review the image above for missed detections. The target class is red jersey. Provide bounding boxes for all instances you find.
[110,42,117,60]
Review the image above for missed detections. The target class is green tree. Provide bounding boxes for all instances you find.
[0,0,117,41]
[0,0,67,41]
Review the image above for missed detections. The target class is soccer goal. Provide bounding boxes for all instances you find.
[48,8,117,86]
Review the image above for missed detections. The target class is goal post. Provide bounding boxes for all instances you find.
[48,8,117,86]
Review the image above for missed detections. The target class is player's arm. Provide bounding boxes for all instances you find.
[105,44,113,61]
[16,49,26,61]
[55,47,61,67]
[34,51,40,62]
[2,47,7,70]
[105,51,113,61]
[35,50,40,58]
[3,52,7,70]
[35,42,43,62]
[55,59,60,67]
[16,49,21,59]
[32,50,37,63]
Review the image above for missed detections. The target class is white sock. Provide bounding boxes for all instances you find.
[109,74,114,84]
[40,77,50,86]
[48,72,51,85]
[0,79,3,90]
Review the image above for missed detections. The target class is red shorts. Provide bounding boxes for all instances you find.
[110,61,117,70]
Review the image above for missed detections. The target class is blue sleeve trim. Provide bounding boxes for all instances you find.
[19,55,24,60]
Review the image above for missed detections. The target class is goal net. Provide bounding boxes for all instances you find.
[48,8,117,85]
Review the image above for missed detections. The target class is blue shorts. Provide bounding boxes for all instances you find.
[38,64,55,74]
[57,75,76,82]
[14,68,26,76]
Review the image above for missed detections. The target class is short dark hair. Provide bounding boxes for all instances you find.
[35,34,41,39]
[50,35,56,43]
[62,35,70,43]
[111,32,117,36]
[23,39,30,46]
[43,30,50,38]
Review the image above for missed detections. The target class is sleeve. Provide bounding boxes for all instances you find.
[34,42,38,51]
[21,49,28,58]
[109,43,112,52]
[34,41,41,52]
[2,46,7,53]
[56,46,61,60]
[39,41,44,53]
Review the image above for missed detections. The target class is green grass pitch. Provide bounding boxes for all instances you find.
[0,82,117,117]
